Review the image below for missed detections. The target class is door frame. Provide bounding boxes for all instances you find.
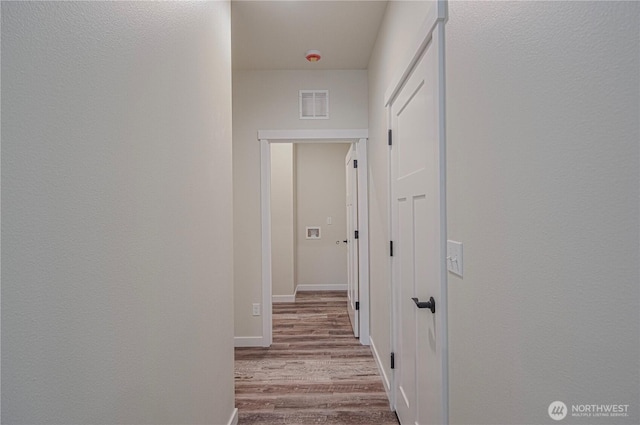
[258,129,370,346]
[385,1,449,423]
[345,145,360,338]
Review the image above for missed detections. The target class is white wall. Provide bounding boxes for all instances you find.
[271,144,295,297]
[367,0,433,395]
[1,2,236,424]
[295,143,351,288]
[368,2,639,423]
[445,2,639,423]
[233,70,367,338]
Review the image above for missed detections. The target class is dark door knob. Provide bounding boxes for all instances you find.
[411,297,435,314]
[343,240,348,243]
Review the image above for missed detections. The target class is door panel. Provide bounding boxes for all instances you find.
[346,146,359,337]
[391,23,445,425]
[395,196,416,425]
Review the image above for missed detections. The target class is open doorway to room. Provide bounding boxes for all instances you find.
[270,142,350,301]
[269,141,355,346]
[258,130,370,347]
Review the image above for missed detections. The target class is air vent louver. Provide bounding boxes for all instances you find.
[299,90,329,119]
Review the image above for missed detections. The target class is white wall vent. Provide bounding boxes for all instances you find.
[299,90,329,120]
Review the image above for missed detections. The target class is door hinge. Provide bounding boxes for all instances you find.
[390,241,394,257]
[355,301,360,310]
[353,159,358,168]
[391,352,395,369]
[388,129,393,146]
[354,230,359,239]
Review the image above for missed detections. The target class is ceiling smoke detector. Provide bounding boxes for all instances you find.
[305,49,321,62]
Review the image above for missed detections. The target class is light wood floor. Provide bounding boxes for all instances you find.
[234,291,398,424]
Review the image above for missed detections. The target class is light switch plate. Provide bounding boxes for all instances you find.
[327,216,333,225]
[447,240,463,277]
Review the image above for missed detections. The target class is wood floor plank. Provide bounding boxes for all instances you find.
[235,291,398,425]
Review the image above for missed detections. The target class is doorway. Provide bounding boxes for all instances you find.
[258,129,370,346]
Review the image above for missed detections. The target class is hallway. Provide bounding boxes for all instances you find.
[234,292,397,424]
[3,2,638,424]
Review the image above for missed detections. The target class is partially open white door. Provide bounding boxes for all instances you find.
[345,145,359,338]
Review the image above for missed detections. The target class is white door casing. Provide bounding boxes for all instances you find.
[346,145,359,337]
[256,130,370,347]
[387,3,448,424]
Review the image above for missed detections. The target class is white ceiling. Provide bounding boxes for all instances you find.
[231,1,388,71]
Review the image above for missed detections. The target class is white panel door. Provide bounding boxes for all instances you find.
[346,146,359,337]
[391,23,445,425]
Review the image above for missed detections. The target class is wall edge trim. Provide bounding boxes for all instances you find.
[295,284,347,291]
[234,336,265,348]
[226,408,239,425]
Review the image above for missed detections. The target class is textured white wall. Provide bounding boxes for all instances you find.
[367,0,432,394]
[271,144,295,297]
[1,2,236,424]
[445,2,639,424]
[233,70,367,338]
[295,143,351,287]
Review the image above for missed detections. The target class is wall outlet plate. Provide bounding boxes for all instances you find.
[447,240,463,277]
[252,303,261,316]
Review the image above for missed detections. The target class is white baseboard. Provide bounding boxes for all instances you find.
[234,336,264,347]
[295,284,347,291]
[272,294,296,303]
[370,335,392,405]
[226,407,238,425]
